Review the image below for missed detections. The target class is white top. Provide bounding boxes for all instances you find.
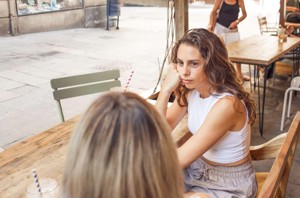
[187,89,250,163]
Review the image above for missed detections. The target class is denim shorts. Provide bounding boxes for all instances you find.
[184,158,257,198]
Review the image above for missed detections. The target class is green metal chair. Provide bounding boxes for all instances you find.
[50,69,121,122]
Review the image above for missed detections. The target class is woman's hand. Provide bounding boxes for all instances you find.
[228,20,239,29]
[161,63,181,93]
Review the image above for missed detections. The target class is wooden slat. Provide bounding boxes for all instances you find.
[250,133,287,160]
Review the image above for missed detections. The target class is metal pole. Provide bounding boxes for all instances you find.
[7,0,19,35]
[106,0,110,30]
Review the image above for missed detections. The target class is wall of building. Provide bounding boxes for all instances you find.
[0,0,169,36]
[0,0,109,36]
[85,0,107,28]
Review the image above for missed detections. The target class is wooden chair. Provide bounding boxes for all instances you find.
[257,16,278,36]
[50,69,121,122]
[172,112,300,198]
[251,111,300,197]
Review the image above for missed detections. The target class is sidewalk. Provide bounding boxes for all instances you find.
[0,1,285,148]
[0,5,215,149]
[0,2,266,148]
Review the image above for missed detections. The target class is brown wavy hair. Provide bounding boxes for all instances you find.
[62,91,183,198]
[171,28,256,125]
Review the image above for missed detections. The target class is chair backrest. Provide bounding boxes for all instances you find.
[291,76,300,88]
[50,69,121,122]
[250,111,300,198]
[257,16,278,35]
[257,16,268,34]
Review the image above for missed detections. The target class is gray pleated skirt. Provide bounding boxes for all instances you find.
[184,158,257,198]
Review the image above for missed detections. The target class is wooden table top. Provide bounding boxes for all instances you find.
[227,35,300,66]
[0,116,81,198]
[0,103,189,198]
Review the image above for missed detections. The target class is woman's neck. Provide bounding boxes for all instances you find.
[195,81,214,99]
[196,87,214,99]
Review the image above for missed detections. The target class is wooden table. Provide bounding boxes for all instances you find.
[227,35,300,135]
[0,104,188,198]
[0,116,80,198]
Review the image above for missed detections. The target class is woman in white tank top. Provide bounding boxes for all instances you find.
[155,28,257,198]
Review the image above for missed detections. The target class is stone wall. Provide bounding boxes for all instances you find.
[0,0,170,35]
[17,9,84,34]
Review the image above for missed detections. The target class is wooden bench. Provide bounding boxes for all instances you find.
[172,112,300,198]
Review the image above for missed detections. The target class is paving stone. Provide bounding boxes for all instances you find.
[0,70,48,86]
[0,90,20,102]
[0,77,24,90]
[15,65,64,79]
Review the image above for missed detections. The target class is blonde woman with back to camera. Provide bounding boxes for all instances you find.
[62,91,209,198]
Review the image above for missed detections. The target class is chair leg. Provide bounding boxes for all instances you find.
[281,88,291,132]
[249,64,253,93]
[56,100,65,123]
[273,63,276,86]
[287,90,294,118]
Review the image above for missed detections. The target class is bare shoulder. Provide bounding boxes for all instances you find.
[213,95,245,115]
[205,95,245,132]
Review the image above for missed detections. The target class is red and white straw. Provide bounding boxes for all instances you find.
[124,70,134,92]
[32,169,42,196]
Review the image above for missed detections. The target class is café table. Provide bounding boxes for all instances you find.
[0,98,184,198]
[227,35,300,135]
[0,116,80,198]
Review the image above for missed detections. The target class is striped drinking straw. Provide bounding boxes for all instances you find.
[124,70,134,92]
[32,169,42,197]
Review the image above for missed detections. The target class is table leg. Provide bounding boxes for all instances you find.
[257,65,273,136]
[253,66,257,91]
[256,66,261,134]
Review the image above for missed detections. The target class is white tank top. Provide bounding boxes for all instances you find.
[187,89,250,163]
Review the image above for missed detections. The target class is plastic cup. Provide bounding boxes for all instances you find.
[25,178,58,198]
[278,28,285,43]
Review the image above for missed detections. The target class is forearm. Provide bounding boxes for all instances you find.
[237,13,247,24]
[286,6,300,12]
[155,88,173,118]
[209,11,216,25]
[230,13,247,29]
[207,11,217,30]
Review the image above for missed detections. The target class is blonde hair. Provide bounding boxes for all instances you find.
[62,91,183,198]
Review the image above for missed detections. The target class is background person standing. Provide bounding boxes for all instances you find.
[207,0,248,84]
